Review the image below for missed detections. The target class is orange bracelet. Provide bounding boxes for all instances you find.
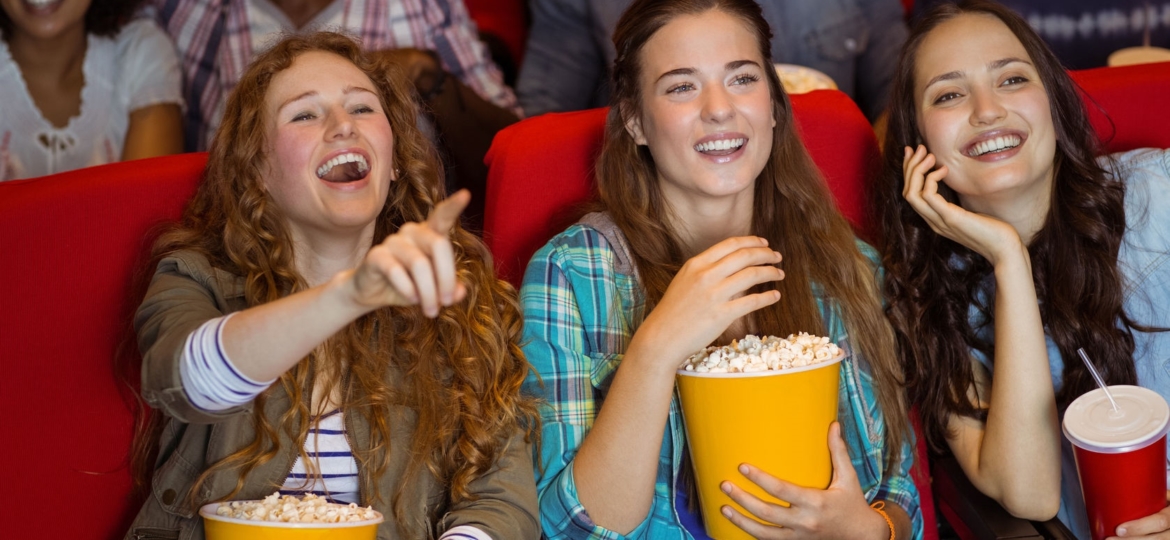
[871,501,895,540]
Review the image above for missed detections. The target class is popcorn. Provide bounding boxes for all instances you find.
[216,493,379,523]
[681,333,841,374]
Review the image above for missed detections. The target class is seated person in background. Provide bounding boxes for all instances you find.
[878,0,1170,536]
[912,0,1170,69]
[0,0,182,181]
[124,32,539,540]
[151,0,520,227]
[517,0,907,123]
[520,0,922,538]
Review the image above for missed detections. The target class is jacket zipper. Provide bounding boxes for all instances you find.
[131,528,180,540]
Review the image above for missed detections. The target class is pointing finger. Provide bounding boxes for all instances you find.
[427,189,471,234]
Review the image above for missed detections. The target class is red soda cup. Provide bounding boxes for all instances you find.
[1063,385,1169,540]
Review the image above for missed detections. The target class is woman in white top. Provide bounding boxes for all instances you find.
[0,0,183,180]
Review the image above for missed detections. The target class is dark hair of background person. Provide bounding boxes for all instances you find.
[0,0,145,40]
[124,32,539,537]
[876,0,1138,453]
[599,0,911,473]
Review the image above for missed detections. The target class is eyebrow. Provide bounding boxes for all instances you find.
[277,86,378,112]
[923,57,1033,89]
[654,59,762,84]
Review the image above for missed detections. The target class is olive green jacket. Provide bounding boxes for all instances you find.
[124,251,540,540]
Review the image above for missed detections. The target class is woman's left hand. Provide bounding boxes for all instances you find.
[719,422,892,540]
[1111,493,1170,539]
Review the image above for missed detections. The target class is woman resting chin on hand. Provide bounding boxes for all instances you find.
[878,1,1170,537]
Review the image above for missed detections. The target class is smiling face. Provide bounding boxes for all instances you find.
[914,13,1057,214]
[1,0,89,41]
[262,50,395,240]
[626,9,775,210]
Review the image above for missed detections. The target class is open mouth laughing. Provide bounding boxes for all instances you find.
[316,152,370,183]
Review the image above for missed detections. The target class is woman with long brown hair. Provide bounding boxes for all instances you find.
[877,1,1170,537]
[519,0,921,538]
[124,32,539,540]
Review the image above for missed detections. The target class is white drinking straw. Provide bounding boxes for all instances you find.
[1077,348,1119,412]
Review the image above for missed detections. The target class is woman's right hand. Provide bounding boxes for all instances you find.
[633,236,785,372]
[346,190,470,318]
[902,145,1023,265]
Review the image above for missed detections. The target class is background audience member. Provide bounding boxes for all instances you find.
[912,0,1170,69]
[151,0,521,227]
[517,0,907,122]
[0,0,182,181]
[125,32,539,540]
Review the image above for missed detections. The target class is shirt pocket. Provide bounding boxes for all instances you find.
[803,3,871,62]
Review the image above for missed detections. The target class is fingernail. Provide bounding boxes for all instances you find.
[442,293,453,305]
[1117,527,1127,536]
[739,464,750,475]
[773,251,782,259]
[721,482,732,494]
[721,506,733,518]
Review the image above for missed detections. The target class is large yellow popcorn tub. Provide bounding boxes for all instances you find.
[675,350,845,540]
[200,501,383,540]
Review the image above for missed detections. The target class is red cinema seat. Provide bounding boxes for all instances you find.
[0,153,207,540]
[483,89,881,289]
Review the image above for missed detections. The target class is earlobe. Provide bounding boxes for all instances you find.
[625,115,648,146]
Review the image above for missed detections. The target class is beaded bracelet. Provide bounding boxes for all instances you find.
[871,501,895,540]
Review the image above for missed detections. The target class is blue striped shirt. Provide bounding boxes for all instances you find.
[177,316,495,539]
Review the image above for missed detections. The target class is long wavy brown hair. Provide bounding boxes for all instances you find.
[127,32,538,537]
[876,0,1138,453]
[602,0,910,471]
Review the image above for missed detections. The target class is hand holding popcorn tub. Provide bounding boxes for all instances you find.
[675,333,846,540]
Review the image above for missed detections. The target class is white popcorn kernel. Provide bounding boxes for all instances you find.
[680,333,840,374]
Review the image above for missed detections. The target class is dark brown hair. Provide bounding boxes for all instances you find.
[0,0,145,41]
[128,32,538,538]
[876,0,1137,452]
[602,0,910,471]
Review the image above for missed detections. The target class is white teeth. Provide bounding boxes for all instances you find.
[316,153,370,178]
[26,0,56,7]
[970,135,1022,157]
[694,138,746,153]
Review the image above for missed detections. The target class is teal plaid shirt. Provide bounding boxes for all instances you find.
[520,217,923,540]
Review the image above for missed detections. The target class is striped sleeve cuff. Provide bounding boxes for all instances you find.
[179,313,275,412]
[439,525,492,540]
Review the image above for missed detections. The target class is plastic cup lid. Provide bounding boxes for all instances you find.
[1063,385,1170,453]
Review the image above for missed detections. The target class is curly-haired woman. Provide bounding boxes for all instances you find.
[124,32,539,540]
[0,0,182,180]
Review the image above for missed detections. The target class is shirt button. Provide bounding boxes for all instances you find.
[844,38,858,51]
[161,489,177,505]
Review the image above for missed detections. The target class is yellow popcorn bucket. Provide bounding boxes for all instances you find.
[675,353,845,540]
[200,503,383,540]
